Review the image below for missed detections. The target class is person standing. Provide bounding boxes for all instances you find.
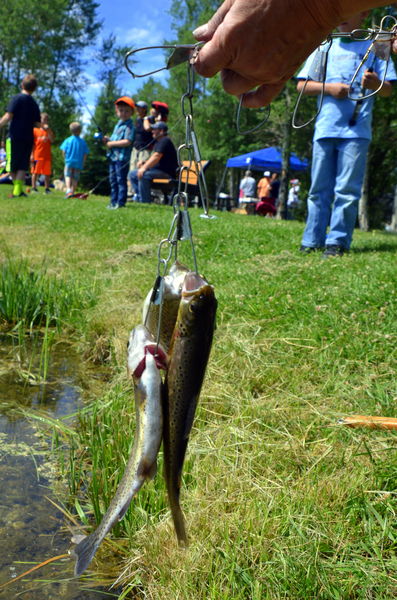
[60,122,89,198]
[239,169,256,202]
[129,121,178,204]
[297,11,396,257]
[129,100,153,178]
[256,170,276,215]
[0,74,41,198]
[31,113,55,194]
[103,96,135,210]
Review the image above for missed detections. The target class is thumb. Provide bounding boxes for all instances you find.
[193,0,232,41]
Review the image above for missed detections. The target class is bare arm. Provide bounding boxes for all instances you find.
[296,80,349,99]
[0,112,12,128]
[137,152,162,179]
[105,138,132,149]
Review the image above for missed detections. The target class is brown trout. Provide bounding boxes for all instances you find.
[72,325,167,576]
[142,261,189,352]
[163,271,217,546]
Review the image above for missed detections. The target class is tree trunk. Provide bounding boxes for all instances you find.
[358,159,369,231]
[277,119,292,220]
[389,184,397,231]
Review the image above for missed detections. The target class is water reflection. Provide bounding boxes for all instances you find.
[0,336,119,599]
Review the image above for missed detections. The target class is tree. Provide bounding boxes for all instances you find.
[79,36,131,195]
[0,0,100,150]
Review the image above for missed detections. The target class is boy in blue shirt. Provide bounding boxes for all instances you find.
[103,97,135,209]
[60,121,89,198]
[296,11,396,257]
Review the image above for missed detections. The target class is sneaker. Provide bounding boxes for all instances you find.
[30,187,39,193]
[8,192,28,198]
[299,245,317,254]
[323,245,345,258]
[45,188,51,194]
[106,204,118,210]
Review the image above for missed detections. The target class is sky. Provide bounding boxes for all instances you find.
[80,0,176,126]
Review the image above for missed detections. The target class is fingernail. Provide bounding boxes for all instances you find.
[193,24,208,38]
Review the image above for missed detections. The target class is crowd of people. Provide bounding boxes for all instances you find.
[0,79,177,208]
[238,170,300,218]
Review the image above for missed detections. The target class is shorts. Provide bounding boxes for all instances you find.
[64,165,81,181]
[32,158,52,176]
[10,138,33,172]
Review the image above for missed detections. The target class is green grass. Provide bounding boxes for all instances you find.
[1,185,397,599]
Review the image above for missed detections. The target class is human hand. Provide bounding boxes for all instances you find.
[137,167,146,179]
[325,83,349,99]
[361,69,380,90]
[192,0,343,107]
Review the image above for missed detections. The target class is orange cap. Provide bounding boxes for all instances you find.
[115,96,135,110]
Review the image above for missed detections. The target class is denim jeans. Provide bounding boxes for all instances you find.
[129,168,173,204]
[302,137,370,250]
[109,160,130,207]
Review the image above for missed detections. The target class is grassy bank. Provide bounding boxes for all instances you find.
[1,185,397,599]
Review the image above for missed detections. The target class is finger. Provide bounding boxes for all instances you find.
[193,38,233,78]
[239,82,286,108]
[220,68,263,96]
[192,0,232,41]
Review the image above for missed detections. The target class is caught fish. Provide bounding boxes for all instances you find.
[142,261,189,352]
[72,325,167,576]
[163,271,217,546]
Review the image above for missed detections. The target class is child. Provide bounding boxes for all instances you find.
[103,96,135,209]
[31,113,55,193]
[297,11,396,256]
[0,74,41,197]
[60,122,89,198]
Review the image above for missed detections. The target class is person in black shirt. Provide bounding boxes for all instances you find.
[0,74,41,197]
[129,121,177,204]
[129,101,153,171]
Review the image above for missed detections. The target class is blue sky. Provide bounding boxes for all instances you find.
[81,0,176,125]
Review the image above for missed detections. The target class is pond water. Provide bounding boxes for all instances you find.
[0,336,121,599]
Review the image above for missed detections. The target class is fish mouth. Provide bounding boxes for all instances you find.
[182,272,213,297]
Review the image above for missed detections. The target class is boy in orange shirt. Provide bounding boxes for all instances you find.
[31,113,54,193]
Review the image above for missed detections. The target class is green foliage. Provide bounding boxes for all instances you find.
[0,0,100,162]
[79,36,132,195]
[0,254,94,331]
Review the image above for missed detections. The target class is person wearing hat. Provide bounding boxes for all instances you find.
[103,96,135,209]
[129,121,178,204]
[128,101,154,195]
[151,101,169,122]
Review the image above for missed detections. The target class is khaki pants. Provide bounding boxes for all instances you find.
[129,147,151,171]
[128,148,152,194]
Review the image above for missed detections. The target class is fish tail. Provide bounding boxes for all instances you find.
[169,493,189,547]
[72,533,100,576]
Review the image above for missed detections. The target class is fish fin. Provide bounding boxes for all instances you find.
[72,533,100,576]
[117,493,135,521]
[71,533,86,545]
[170,499,189,547]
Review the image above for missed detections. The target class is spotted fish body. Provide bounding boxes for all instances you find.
[163,272,217,545]
[72,325,166,576]
[142,261,189,352]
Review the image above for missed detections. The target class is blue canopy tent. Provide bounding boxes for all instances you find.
[226,146,309,172]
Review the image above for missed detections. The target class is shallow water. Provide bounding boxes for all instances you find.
[0,336,121,599]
